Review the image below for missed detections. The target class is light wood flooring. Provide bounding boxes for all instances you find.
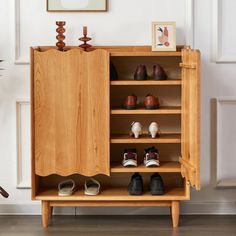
[0,215,236,236]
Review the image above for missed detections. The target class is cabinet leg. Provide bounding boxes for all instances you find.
[49,206,53,220]
[171,201,180,228]
[42,201,50,228]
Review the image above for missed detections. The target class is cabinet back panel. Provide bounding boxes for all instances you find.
[111,86,181,107]
[110,143,181,163]
[111,56,181,80]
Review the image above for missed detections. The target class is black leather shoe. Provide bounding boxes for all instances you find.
[134,65,148,80]
[150,173,164,195]
[128,173,143,195]
[153,64,167,80]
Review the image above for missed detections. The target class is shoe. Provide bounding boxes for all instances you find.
[58,179,76,196]
[123,94,137,110]
[149,122,159,138]
[144,146,160,167]
[110,61,118,80]
[122,148,138,167]
[84,178,101,196]
[150,173,164,195]
[130,122,142,138]
[128,173,143,195]
[144,94,160,109]
[134,65,148,80]
[153,64,167,80]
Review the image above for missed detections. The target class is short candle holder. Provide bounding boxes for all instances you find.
[79,26,92,51]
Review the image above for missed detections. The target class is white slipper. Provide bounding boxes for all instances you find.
[58,179,76,196]
[84,178,101,196]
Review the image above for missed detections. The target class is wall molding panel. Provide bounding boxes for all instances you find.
[213,0,236,63]
[0,201,236,215]
[16,100,31,189]
[14,0,195,64]
[216,97,236,187]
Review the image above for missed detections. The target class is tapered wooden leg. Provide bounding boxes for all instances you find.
[171,201,180,228]
[42,201,50,228]
[49,206,53,220]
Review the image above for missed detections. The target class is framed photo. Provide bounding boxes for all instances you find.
[47,0,108,12]
[152,22,176,51]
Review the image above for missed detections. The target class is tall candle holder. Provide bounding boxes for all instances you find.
[56,21,66,51]
[79,26,92,51]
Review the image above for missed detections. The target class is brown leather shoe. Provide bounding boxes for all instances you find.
[123,94,137,110]
[153,64,167,80]
[144,94,160,109]
[134,65,148,80]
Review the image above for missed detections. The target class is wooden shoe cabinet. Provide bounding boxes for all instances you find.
[30,45,200,228]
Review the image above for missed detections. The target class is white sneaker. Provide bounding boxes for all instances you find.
[122,148,138,167]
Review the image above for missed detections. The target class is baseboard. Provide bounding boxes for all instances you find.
[0,201,236,215]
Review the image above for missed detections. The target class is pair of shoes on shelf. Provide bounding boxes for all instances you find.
[122,146,160,167]
[130,122,160,139]
[58,178,101,197]
[128,173,165,195]
[123,94,160,110]
[134,64,167,81]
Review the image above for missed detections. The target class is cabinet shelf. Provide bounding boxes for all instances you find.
[110,79,182,86]
[36,186,187,201]
[110,133,181,144]
[111,106,181,115]
[111,161,181,173]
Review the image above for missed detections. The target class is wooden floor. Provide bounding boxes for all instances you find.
[0,215,236,236]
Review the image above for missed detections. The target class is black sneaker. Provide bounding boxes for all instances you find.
[128,173,143,195]
[150,173,164,195]
[144,146,160,167]
[122,148,138,167]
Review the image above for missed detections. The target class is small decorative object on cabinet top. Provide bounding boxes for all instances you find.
[56,21,66,51]
[47,0,108,12]
[152,22,176,52]
[79,26,92,51]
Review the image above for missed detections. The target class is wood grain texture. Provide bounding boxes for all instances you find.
[111,107,181,115]
[49,201,171,207]
[33,48,110,177]
[110,133,181,144]
[171,201,180,227]
[35,187,187,201]
[110,161,181,173]
[180,48,201,190]
[110,79,182,86]
[42,201,50,228]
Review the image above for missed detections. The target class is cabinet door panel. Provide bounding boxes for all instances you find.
[33,49,110,176]
[180,48,200,190]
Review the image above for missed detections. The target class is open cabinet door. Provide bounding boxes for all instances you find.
[180,47,200,190]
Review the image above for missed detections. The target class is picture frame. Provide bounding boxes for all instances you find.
[47,0,108,12]
[152,22,176,51]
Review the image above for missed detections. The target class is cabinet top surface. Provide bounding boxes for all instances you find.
[32,45,185,57]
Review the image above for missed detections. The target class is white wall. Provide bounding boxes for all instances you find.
[0,0,236,215]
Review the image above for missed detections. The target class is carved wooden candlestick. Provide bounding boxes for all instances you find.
[79,26,92,51]
[56,21,66,51]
